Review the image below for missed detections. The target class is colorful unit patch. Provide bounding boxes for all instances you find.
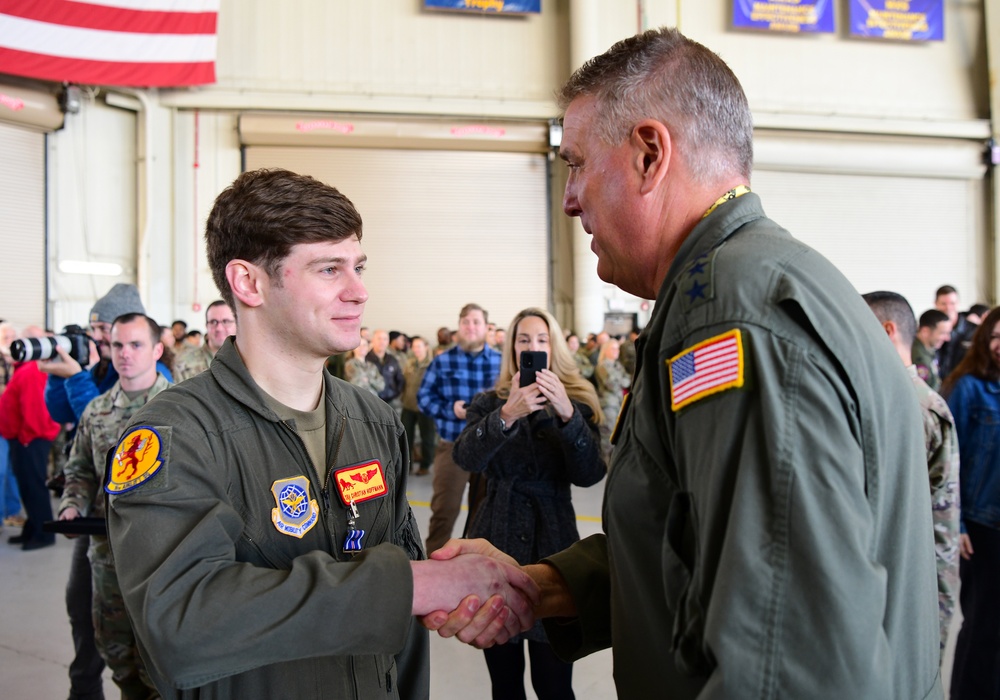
[270,476,319,538]
[332,461,387,506]
[106,427,165,494]
[668,329,745,411]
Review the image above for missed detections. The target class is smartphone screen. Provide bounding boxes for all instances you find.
[519,351,547,387]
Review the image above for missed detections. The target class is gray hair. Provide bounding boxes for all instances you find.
[557,27,753,183]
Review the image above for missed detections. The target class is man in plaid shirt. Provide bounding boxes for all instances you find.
[418,303,501,554]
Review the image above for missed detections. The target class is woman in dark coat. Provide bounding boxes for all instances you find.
[454,307,606,700]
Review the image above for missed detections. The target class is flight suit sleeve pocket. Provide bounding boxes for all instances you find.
[662,491,711,676]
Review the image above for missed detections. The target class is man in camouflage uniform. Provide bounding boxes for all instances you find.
[173,300,235,383]
[865,291,960,656]
[912,308,951,392]
[59,313,170,699]
[565,333,593,381]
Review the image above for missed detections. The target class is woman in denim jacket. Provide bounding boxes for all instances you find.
[943,305,1000,699]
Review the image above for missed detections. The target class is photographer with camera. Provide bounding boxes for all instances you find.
[40,284,172,422]
[36,283,172,700]
[0,325,61,551]
[451,307,606,700]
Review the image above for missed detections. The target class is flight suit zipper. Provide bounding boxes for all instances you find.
[320,415,349,511]
[278,419,336,547]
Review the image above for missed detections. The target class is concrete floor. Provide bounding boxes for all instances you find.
[0,471,961,699]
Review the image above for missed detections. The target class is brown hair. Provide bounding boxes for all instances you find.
[111,313,162,347]
[942,306,1000,396]
[459,303,488,324]
[205,169,363,309]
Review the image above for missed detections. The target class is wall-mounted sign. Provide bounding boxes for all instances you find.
[849,0,943,41]
[424,0,540,14]
[733,0,835,34]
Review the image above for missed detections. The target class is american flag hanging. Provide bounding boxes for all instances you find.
[0,0,219,88]
[669,329,745,411]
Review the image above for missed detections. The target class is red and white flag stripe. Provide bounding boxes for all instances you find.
[0,0,218,87]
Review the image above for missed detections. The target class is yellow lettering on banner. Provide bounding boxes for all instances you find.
[885,0,909,10]
[750,1,819,27]
[865,9,928,35]
[464,0,504,10]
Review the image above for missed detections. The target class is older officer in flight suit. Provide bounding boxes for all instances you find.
[426,27,944,700]
[106,169,538,700]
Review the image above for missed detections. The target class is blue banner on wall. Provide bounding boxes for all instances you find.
[849,0,943,41]
[424,0,540,14]
[733,0,835,34]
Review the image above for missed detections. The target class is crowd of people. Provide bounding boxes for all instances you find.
[2,24,1000,700]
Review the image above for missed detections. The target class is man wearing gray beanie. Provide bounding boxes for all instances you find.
[37,282,173,700]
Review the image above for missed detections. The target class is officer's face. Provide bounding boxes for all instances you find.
[111,319,162,385]
[205,304,236,352]
[561,95,661,299]
[928,321,952,350]
[266,237,369,360]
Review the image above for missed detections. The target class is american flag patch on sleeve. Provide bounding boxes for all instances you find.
[668,329,744,411]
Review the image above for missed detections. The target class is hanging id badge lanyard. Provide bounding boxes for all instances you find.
[343,499,364,553]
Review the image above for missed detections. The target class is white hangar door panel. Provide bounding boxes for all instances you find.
[244,146,549,340]
[0,121,46,329]
[751,132,987,313]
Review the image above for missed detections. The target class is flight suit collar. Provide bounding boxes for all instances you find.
[209,337,350,428]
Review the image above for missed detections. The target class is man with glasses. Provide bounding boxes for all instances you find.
[173,300,236,382]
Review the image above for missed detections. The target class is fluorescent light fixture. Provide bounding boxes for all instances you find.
[58,260,124,276]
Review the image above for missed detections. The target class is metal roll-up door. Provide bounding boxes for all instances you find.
[752,130,988,311]
[0,121,46,329]
[242,114,551,341]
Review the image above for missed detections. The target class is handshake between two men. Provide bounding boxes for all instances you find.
[409,538,576,648]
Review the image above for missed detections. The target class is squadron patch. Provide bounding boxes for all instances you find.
[106,427,165,494]
[668,329,745,412]
[270,476,319,538]
[332,461,387,506]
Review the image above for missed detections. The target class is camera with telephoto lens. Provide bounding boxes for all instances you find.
[10,324,91,365]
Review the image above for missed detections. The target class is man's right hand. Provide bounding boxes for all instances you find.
[411,542,540,647]
[420,539,578,647]
[59,507,81,538]
[37,346,84,378]
[453,400,468,420]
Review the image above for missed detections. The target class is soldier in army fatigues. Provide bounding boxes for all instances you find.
[910,366,961,654]
[864,291,960,657]
[594,339,630,460]
[59,314,170,700]
[344,336,385,398]
[172,300,235,383]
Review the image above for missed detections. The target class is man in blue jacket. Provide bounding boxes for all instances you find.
[39,282,172,700]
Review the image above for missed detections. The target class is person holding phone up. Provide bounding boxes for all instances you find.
[453,307,607,700]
